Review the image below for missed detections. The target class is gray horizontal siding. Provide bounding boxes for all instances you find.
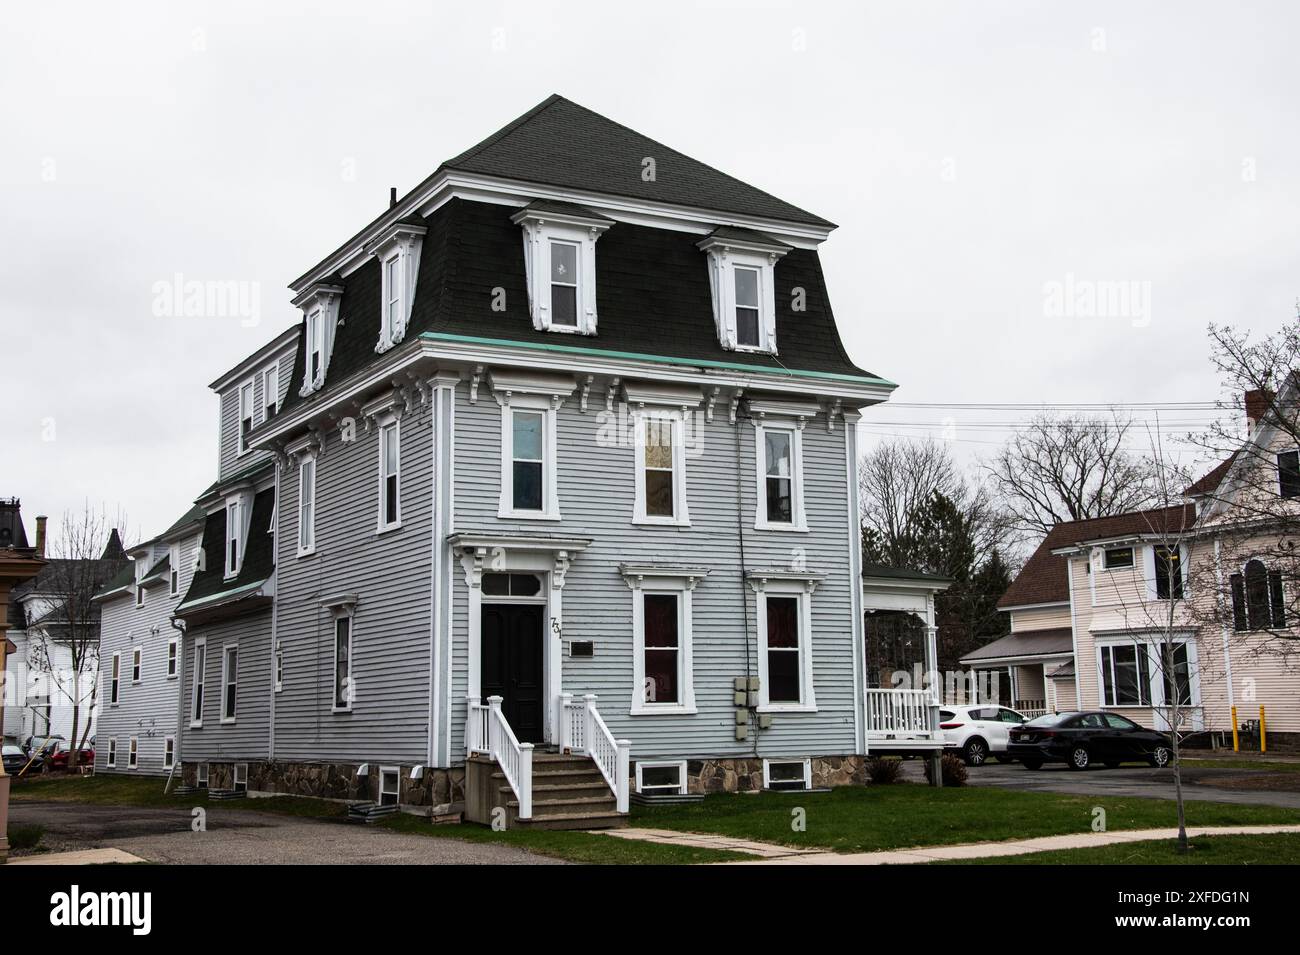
[270,400,434,764]
[96,535,200,776]
[450,386,857,764]
[218,345,296,481]
[180,609,272,761]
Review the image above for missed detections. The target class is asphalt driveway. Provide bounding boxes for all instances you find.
[913,759,1300,810]
[7,802,564,865]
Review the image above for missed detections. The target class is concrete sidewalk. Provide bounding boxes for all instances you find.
[599,827,823,859]
[8,848,146,866]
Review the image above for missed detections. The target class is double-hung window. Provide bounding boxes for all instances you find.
[163,736,175,769]
[168,544,179,596]
[1153,544,1183,599]
[128,737,138,769]
[225,499,241,578]
[334,616,353,711]
[238,379,255,454]
[298,457,316,554]
[261,363,279,421]
[1099,642,1151,706]
[167,638,178,679]
[734,266,761,348]
[632,409,691,526]
[379,420,400,530]
[1230,559,1286,631]
[190,640,206,727]
[697,232,789,353]
[106,738,117,768]
[753,414,807,531]
[500,400,561,519]
[384,255,402,343]
[221,645,238,722]
[753,577,818,711]
[549,241,579,327]
[624,568,702,715]
[109,652,120,705]
[131,647,142,684]
[1279,450,1300,499]
[306,309,324,386]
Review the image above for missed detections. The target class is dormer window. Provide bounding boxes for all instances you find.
[369,221,425,355]
[225,498,243,578]
[697,228,791,354]
[260,363,279,421]
[293,283,344,397]
[511,201,612,336]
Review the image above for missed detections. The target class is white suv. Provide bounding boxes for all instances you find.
[939,704,1030,766]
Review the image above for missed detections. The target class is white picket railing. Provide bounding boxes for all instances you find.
[466,695,534,819]
[559,693,629,813]
[864,688,939,739]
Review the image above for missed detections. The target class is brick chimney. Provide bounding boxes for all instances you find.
[1245,389,1272,431]
[34,515,46,557]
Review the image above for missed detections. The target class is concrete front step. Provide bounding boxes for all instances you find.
[515,810,629,831]
[500,781,612,799]
[493,768,604,787]
[509,794,618,815]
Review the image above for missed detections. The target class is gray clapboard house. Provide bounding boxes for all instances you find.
[169,95,942,827]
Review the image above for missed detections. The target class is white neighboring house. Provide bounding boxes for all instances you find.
[4,530,129,749]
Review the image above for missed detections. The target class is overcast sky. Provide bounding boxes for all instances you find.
[4,1,1298,546]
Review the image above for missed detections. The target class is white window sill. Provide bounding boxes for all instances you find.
[297,547,317,559]
[375,522,403,536]
[540,323,592,335]
[332,705,353,714]
[632,516,691,528]
[166,674,177,681]
[498,509,562,522]
[274,685,283,694]
[629,705,698,717]
[733,344,776,356]
[755,520,809,533]
[189,721,202,730]
[758,703,817,714]
[221,717,237,725]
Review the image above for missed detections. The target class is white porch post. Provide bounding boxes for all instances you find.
[558,691,573,753]
[615,739,631,813]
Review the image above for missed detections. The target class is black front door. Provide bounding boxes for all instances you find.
[481,604,545,744]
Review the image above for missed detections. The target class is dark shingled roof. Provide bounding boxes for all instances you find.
[961,628,1074,663]
[862,562,953,583]
[177,488,275,613]
[1184,452,1237,497]
[998,504,1197,610]
[1049,660,1077,679]
[282,198,878,415]
[444,95,834,228]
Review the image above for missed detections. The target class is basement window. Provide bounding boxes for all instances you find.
[234,763,248,793]
[635,760,687,796]
[197,762,209,789]
[379,766,401,807]
[763,758,812,792]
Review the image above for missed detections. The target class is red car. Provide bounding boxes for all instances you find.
[46,740,94,770]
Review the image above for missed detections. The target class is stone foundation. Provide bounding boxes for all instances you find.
[180,760,465,812]
[684,755,867,794]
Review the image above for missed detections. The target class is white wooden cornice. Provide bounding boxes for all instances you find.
[618,564,711,591]
[745,568,825,594]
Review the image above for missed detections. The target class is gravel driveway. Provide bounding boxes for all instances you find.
[8,802,564,865]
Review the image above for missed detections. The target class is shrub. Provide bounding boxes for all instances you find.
[865,756,904,785]
[7,824,44,851]
[923,754,968,787]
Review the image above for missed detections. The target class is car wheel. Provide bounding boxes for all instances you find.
[1021,759,1043,770]
[1150,745,1171,768]
[962,738,989,766]
[1068,746,1091,770]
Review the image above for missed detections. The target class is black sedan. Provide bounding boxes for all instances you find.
[3,744,39,775]
[1007,711,1172,770]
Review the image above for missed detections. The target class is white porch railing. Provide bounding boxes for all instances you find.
[466,696,534,819]
[865,688,939,739]
[559,693,630,813]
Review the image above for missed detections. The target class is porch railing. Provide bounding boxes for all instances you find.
[864,688,938,738]
[466,695,534,819]
[559,693,630,813]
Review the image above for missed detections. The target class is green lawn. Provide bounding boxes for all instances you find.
[1181,758,1300,773]
[948,832,1300,865]
[10,774,348,819]
[632,785,1300,854]
[379,814,746,864]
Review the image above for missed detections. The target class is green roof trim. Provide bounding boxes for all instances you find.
[174,577,268,615]
[420,332,897,388]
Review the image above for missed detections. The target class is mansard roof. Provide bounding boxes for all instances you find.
[175,487,275,617]
[280,197,880,417]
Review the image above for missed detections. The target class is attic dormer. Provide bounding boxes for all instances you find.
[511,201,613,336]
[368,220,426,355]
[293,281,345,397]
[697,227,791,354]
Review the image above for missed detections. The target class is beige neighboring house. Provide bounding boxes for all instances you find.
[969,390,1300,749]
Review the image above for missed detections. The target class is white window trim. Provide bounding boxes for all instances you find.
[370,222,425,355]
[166,637,179,679]
[753,417,808,532]
[1094,634,1200,710]
[332,610,355,713]
[127,736,138,769]
[131,646,142,684]
[109,651,120,706]
[106,737,117,768]
[377,416,402,532]
[261,362,280,420]
[1143,542,1189,600]
[763,757,812,791]
[234,762,249,792]
[697,233,788,354]
[634,759,688,795]
[274,640,284,693]
[379,765,401,806]
[190,638,206,729]
[621,566,707,716]
[197,762,209,788]
[1102,546,1135,571]
[168,543,180,596]
[297,454,317,556]
[498,395,561,521]
[221,643,239,724]
[511,207,611,336]
[293,282,344,397]
[237,377,255,456]
[163,735,175,770]
[632,409,691,527]
[751,574,820,713]
[224,496,243,579]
